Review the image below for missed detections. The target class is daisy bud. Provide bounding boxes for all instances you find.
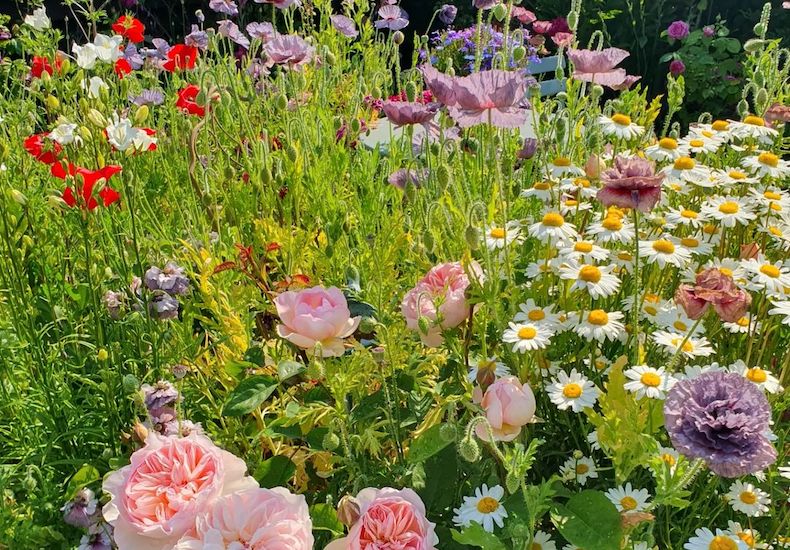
[322,431,340,451]
[133,105,149,125]
[392,31,404,45]
[439,423,457,442]
[337,495,361,527]
[9,189,27,206]
[87,109,107,128]
[458,435,481,462]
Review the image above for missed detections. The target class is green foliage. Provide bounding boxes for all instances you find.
[551,490,622,550]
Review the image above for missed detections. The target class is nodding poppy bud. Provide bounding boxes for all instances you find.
[285,143,298,162]
[133,105,149,125]
[404,181,417,202]
[392,31,404,45]
[465,225,481,250]
[744,39,764,53]
[322,431,340,451]
[325,51,337,65]
[261,167,272,186]
[122,373,140,393]
[439,423,457,442]
[417,316,431,336]
[436,164,451,191]
[753,22,766,37]
[591,84,604,99]
[411,461,426,489]
[423,230,435,253]
[505,470,520,494]
[512,45,526,62]
[493,3,508,21]
[567,12,579,32]
[333,116,343,131]
[737,99,749,119]
[275,93,288,111]
[405,81,418,102]
[458,435,480,462]
[371,86,382,99]
[350,118,361,133]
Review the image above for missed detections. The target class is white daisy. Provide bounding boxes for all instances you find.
[680,134,722,155]
[546,156,584,179]
[549,369,600,412]
[664,206,708,229]
[559,261,621,299]
[778,465,790,480]
[560,455,598,485]
[528,211,579,243]
[623,365,676,399]
[760,221,790,244]
[639,237,692,268]
[483,221,523,250]
[769,300,790,326]
[713,167,758,187]
[722,315,760,335]
[513,299,561,328]
[611,249,635,271]
[560,176,598,199]
[655,446,681,474]
[673,234,714,257]
[645,136,688,161]
[750,187,790,216]
[587,429,601,451]
[573,309,625,342]
[743,151,790,179]
[729,115,779,143]
[622,293,670,321]
[467,356,510,383]
[599,113,644,140]
[525,258,562,279]
[559,195,594,215]
[653,330,714,358]
[730,361,783,394]
[587,215,635,244]
[452,484,509,533]
[521,180,555,202]
[741,258,790,295]
[502,322,553,353]
[559,240,610,263]
[683,528,747,550]
[725,521,767,550]
[702,196,756,228]
[656,307,704,336]
[675,362,726,381]
[662,156,711,185]
[605,483,651,512]
[530,530,557,550]
[583,355,612,376]
[725,481,770,517]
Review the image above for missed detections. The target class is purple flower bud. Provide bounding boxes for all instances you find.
[62,488,98,529]
[667,20,690,40]
[669,59,686,76]
[439,4,458,25]
[703,25,715,38]
[149,293,180,320]
[141,380,180,413]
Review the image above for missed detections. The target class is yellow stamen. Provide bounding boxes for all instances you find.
[681,238,699,248]
[620,496,638,511]
[587,310,609,326]
[553,157,571,167]
[542,212,565,227]
[718,201,739,215]
[517,327,537,340]
[476,496,500,514]
[758,152,779,167]
[611,113,632,126]
[528,309,545,321]
[681,209,698,219]
[489,227,506,239]
[659,137,678,150]
[746,367,767,383]
[640,372,661,387]
[743,115,765,127]
[579,265,602,283]
[563,383,582,398]
[602,217,622,231]
[652,239,675,254]
[711,120,730,131]
[674,157,695,170]
[760,264,780,278]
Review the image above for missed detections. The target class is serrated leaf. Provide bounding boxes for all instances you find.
[222,375,278,416]
[551,490,621,550]
[408,424,452,464]
[451,523,507,549]
[254,455,296,488]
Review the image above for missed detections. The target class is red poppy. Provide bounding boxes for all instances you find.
[176,85,205,117]
[141,128,157,151]
[111,15,145,43]
[24,133,62,164]
[60,165,123,210]
[114,58,132,78]
[162,44,198,72]
[30,55,63,78]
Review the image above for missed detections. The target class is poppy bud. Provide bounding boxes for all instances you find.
[133,105,149,125]
[439,423,457,442]
[556,91,568,102]
[87,109,107,128]
[417,316,431,336]
[79,126,92,141]
[737,99,749,119]
[392,31,404,45]
[465,225,480,249]
[332,116,343,131]
[405,81,418,102]
[512,45,526,62]
[44,95,59,111]
[9,189,27,206]
[285,143,298,162]
[371,86,382,99]
[423,231,435,253]
[493,3,508,21]
[591,84,604,99]
[436,164,451,191]
[350,118,361,133]
[325,51,336,65]
[122,374,140,393]
[505,470,520,494]
[337,495,360,527]
[275,93,288,111]
[307,356,325,379]
[567,12,579,31]
[753,22,766,37]
[322,431,340,451]
[755,88,768,111]
[404,181,417,202]
[744,39,764,53]
[458,435,480,462]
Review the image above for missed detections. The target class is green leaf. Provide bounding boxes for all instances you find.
[551,490,621,550]
[222,375,278,416]
[310,503,344,534]
[277,360,305,381]
[66,464,100,499]
[408,424,452,464]
[451,523,507,550]
[254,455,296,488]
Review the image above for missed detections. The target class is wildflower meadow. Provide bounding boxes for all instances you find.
[1,0,789,549]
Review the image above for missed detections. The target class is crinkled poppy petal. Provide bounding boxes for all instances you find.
[99,186,121,207]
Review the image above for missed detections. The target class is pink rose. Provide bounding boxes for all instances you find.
[473,376,536,441]
[175,487,313,549]
[674,268,751,323]
[102,433,257,550]
[275,286,361,357]
[401,262,483,347]
[326,487,438,550]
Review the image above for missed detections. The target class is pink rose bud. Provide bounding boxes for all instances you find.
[675,284,709,320]
[475,376,536,442]
[336,495,361,527]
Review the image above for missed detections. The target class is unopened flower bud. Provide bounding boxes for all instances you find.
[337,495,360,527]
[591,84,604,99]
[322,431,340,451]
[737,99,750,118]
[493,3,508,20]
[45,95,59,111]
[436,164,451,191]
[132,421,149,444]
[392,31,404,45]
[405,81,418,102]
[275,94,288,111]
[411,461,426,489]
[439,423,457,442]
[505,470,520,494]
[458,436,481,462]
[567,12,579,31]
[87,109,107,128]
[753,22,766,37]
[744,39,765,53]
[122,373,140,393]
[417,316,431,336]
[96,348,109,361]
[133,105,149,125]
[465,225,481,249]
[423,231,435,253]
[9,189,27,205]
[350,118,361,133]
[512,45,526,62]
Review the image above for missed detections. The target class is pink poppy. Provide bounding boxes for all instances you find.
[447,70,530,128]
[566,47,630,88]
[597,156,663,212]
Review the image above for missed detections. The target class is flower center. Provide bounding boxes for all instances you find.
[737,532,755,547]
[703,223,719,235]
[563,383,583,398]
[646,293,660,303]
[564,199,579,207]
[579,265,602,283]
[671,338,694,352]
[531,544,543,550]
[711,120,730,131]
[718,201,739,214]
[736,317,750,327]
[758,152,779,167]
[575,463,589,474]
[728,170,746,180]
[652,239,675,254]
[490,227,506,239]
[602,216,623,231]
[534,181,551,190]
[542,212,565,227]
[644,305,658,316]
[588,309,609,326]
[574,177,590,188]
[594,360,607,371]
[681,209,698,219]
[659,137,678,150]
[739,491,757,505]
[661,453,676,466]
[674,157,695,170]
[618,252,633,261]
[681,237,699,248]
[641,372,662,387]
[574,241,594,253]
[673,321,688,331]
[611,113,631,126]
[746,367,767,383]
[528,309,545,321]
[553,156,571,167]
[689,139,705,148]
[709,536,738,550]
[719,267,733,277]
[770,202,782,212]
[702,130,714,138]
[760,264,780,278]
[476,496,500,514]
[518,327,537,340]
[764,191,782,201]
[620,496,638,511]
[743,115,765,127]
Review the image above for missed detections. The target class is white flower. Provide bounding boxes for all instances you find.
[513,299,562,329]
[725,481,770,517]
[73,43,99,69]
[560,176,598,199]
[672,234,714,257]
[750,187,790,215]
[502,322,553,353]
[676,362,726,381]
[83,76,108,99]
[483,221,523,250]
[587,430,600,451]
[521,180,555,201]
[528,211,579,243]
[653,331,714,358]
[587,215,635,244]
[639,237,692,268]
[573,309,625,342]
[467,356,510,383]
[48,122,81,146]
[725,521,767,549]
[599,113,643,140]
[546,156,584,179]
[645,137,688,161]
[741,258,790,295]
[549,369,600,412]
[24,7,51,30]
[623,365,675,399]
[655,446,681,474]
[105,115,139,151]
[742,151,790,179]
[452,484,508,533]
[778,465,790,480]
[713,168,757,187]
[683,528,747,550]
[664,206,707,229]
[559,240,611,264]
[655,307,704,336]
[559,261,621,299]
[662,156,710,185]
[530,531,557,550]
[722,315,759,335]
[769,300,790,326]
[679,133,723,155]
[605,483,651,512]
[729,116,779,143]
[560,455,598,485]
[93,33,124,63]
[730,361,783,394]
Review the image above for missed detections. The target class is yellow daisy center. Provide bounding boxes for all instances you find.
[534,181,551,190]
[718,201,740,215]
[743,115,765,127]
[719,267,733,277]
[703,223,719,235]
[644,305,658,316]
[574,177,591,188]
[531,544,543,550]
[760,264,780,278]
[617,252,633,261]
[574,242,594,253]
[758,152,779,167]
[701,130,715,138]
[575,463,589,474]
[728,170,746,180]
[746,367,767,383]
[489,227,506,239]
[739,491,757,505]
[528,309,545,322]
[645,293,660,303]
[681,237,699,248]
[673,321,689,331]
[709,536,738,550]
[553,157,571,167]
[652,239,675,254]
[542,212,565,227]
[671,338,694,353]
[681,209,698,219]
[518,327,537,340]
[689,139,705,148]
[563,383,583,398]
[594,359,607,371]
[770,202,782,212]
[476,496,500,514]
[564,199,579,207]
[736,317,750,328]
[640,372,661,387]
[659,137,678,150]
[711,120,730,131]
[588,309,609,326]
[737,532,755,547]
[579,265,602,283]
[620,496,638,511]
[661,453,676,466]
[769,226,782,237]
[764,191,782,201]
[674,157,696,170]
[612,113,632,126]
[602,216,623,231]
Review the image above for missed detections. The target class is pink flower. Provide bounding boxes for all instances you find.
[174,487,313,549]
[401,262,483,347]
[598,155,664,212]
[669,59,686,76]
[420,65,457,106]
[667,20,690,40]
[446,70,531,129]
[473,376,536,442]
[381,100,438,127]
[611,74,642,91]
[566,47,629,88]
[326,488,438,550]
[102,433,257,550]
[675,268,752,323]
[275,286,361,357]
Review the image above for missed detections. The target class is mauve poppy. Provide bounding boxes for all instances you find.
[59,165,123,210]
[162,44,198,72]
[176,85,205,116]
[420,64,457,105]
[597,155,663,212]
[24,133,62,164]
[114,58,132,78]
[447,70,530,129]
[111,15,145,43]
[532,17,570,37]
[566,47,630,88]
[381,101,438,127]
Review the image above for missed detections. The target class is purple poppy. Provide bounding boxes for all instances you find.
[597,156,663,212]
[218,20,250,49]
[667,20,690,40]
[123,43,144,69]
[149,293,180,320]
[388,168,428,190]
[246,21,276,42]
[62,488,99,528]
[144,262,190,295]
[254,0,301,7]
[532,17,570,37]
[185,25,209,50]
[517,137,538,160]
[381,100,438,127]
[142,380,180,414]
[610,74,642,91]
[421,64,457,105]
[375,5,409,31]
[209,0,239,16]
[664,372,777,477]
[331,14,358,38]
[263,34,315,69]
[438,4,458,25]
[140,38,170,60]
[472,0,499,9]
[566,47,629,88]
[447,70,530,129]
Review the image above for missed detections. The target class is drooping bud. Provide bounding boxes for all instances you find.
[405,81,418,102]
[337,495,361,527]
[322,431,340,451]
[465,225,481,249]
[493,3,508,21]
[392,31,405,45]
[458,435,481,462]
[439,423,457,442]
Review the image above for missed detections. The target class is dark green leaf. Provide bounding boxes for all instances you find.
[254,455,296,488]
[551,490,621,550]
[451,523,507,550]
[310,503,344,534]
[66,464,100,499]
[408,424,452,464]
[277,360,305,381]
[222,375,278,416]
